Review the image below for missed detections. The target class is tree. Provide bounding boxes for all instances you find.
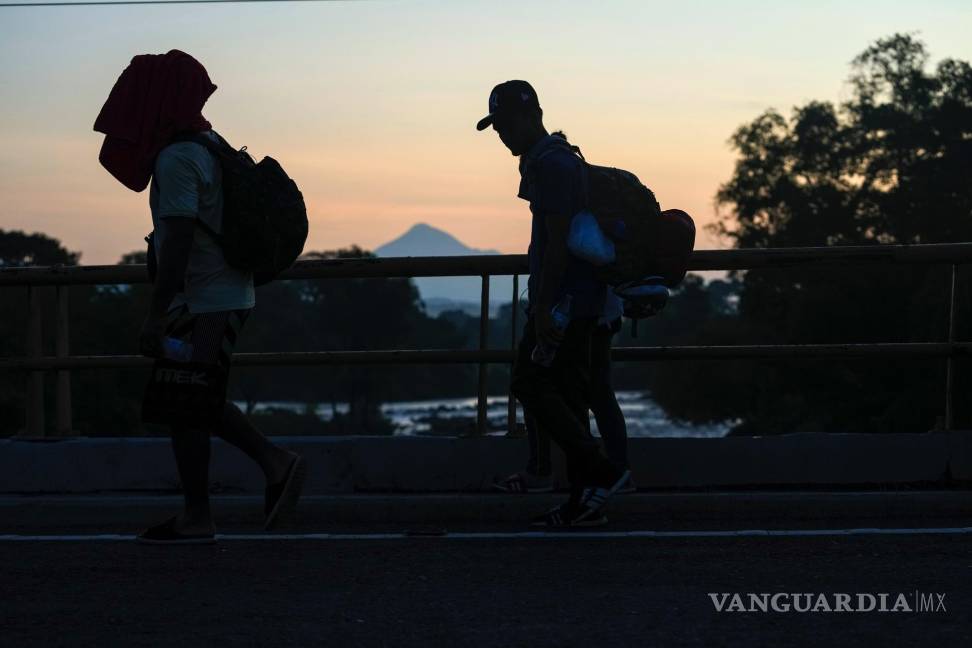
[714,33,972,250]
[660,34,972,433]
[0,230,80,435]
[232,247,472,434]
[0,230,80,268]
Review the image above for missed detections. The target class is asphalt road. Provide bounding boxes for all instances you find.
[3,493,972,646]
[3,534,971,647]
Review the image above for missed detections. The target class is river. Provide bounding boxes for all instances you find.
[235,391,732,438]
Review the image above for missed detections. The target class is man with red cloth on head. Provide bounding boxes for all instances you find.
[95,50,305,544]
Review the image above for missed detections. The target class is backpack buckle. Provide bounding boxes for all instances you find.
[615,276,669,319]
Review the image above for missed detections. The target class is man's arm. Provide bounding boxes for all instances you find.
[140,218,194,357]
[139,148,202,357]
[533,156,578,346]
[536,206,570,313]
[148,218,194,320]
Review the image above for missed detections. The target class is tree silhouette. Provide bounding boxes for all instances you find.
[659,34,972,433]
[0,230,82,434]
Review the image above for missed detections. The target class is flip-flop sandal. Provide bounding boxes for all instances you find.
[135,516,216,545]
[264,455,307,531]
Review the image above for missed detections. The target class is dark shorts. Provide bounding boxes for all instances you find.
[141,305,251,429]
[158,305,250,366]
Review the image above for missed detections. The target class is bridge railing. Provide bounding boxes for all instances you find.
[1,242,971,437]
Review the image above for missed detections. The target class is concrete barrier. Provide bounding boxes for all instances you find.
[3,432,972,494]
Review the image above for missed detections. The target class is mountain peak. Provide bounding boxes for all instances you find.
[372,222,513,305]
[375,223,499,257]
[404,222,438,234]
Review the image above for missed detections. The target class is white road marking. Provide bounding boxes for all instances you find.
[3,527,972,542]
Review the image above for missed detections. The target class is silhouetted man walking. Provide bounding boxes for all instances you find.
[496,291,634,494]
[477,81,629,526]
[95,50,306,544]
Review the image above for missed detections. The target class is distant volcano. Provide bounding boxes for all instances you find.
[375,223,500,258]
[375,223,518,313]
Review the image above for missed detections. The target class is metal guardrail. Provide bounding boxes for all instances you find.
[2,241,971,437]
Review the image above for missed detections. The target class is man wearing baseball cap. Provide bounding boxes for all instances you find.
[477,81,630,526]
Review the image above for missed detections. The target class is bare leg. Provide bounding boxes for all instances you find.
[170,426,215,534]
[216,401,296,484]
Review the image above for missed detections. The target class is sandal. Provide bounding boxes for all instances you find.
[136,516,216,545]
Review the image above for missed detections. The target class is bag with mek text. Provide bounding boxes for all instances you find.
[144,130,308,286]
[141,359,228,428]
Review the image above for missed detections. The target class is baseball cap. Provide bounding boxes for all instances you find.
[476,80,541,131]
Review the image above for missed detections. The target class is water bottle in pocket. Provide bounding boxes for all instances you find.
[531,295,573,367]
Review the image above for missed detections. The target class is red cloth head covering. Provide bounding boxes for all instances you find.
[94,50,216,192]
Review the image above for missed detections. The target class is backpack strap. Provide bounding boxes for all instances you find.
[164,131,226,243]
[171,130,239,161]
[534,138,592,209]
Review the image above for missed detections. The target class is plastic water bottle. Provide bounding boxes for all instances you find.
[531,295,573,367]
[161,336,194,362]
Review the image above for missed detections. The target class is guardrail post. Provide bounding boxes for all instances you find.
[477,274,490,435]
[55,285,76,436]
[507,274,519,435]
[25,285,45,437]
[945,264,958,431]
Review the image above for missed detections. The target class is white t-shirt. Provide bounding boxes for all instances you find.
[149,132,255,314]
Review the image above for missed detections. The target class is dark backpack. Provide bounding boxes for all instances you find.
[146,131,308,286]
[554,142,696,289]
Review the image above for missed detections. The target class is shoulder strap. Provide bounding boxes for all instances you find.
[172,130,233,156]
[567,143,586,162]
[534,138,591,208]
[533,138,585,162]
[572,145,590,208]
[165,132,225,242]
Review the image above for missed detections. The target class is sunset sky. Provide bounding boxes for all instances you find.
[1,0,970,265]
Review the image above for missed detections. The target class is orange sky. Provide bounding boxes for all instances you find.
[1,0,970,264]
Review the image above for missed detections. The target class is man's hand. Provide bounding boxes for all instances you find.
[534,306,565,350]
[139,315,166,358]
